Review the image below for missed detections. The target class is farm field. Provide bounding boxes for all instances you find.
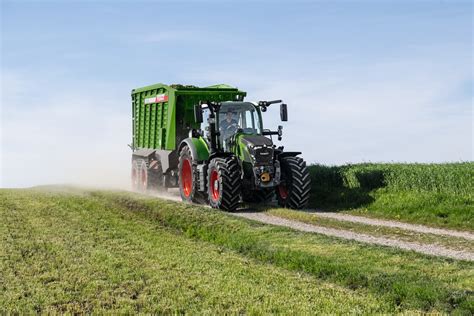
[307,162,474,231]
[1,187,473,314]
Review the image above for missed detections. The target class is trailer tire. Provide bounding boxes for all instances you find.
[276,156,311,209]
[132,158,164,193]
[207,156,241,211]
[179,145,205,203]
[131,159,140,191]
[147,158,164,192]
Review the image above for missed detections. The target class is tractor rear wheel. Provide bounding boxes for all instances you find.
[207,156,241,211]
[178,145,206,203]
[276,156,311,209]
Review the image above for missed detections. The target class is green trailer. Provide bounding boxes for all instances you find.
[130,83,310,211]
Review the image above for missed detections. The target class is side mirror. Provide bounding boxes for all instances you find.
[194,104,203,123]
[280,103,288,121]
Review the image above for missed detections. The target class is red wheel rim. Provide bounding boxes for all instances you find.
[181,159,193,197]
[278,184,288,200]
[131,165,138,190]
[141,166,147,190]
[210,169,220,201]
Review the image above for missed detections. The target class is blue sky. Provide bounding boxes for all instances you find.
[1,0,472,187]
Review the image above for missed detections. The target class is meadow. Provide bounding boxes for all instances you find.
[1,188,472,313]
[307,162,473,230]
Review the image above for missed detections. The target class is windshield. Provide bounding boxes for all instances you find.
[218,102,262,147]
[219,102,261,132]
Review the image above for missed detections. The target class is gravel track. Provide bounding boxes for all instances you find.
[231,212,474,261]
[147,190,473,261]
[307,211,474,240]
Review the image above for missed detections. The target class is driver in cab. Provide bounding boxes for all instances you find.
[220,110,239,150]
[220,110,239,133]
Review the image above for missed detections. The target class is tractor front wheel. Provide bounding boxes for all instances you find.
[207,156,241,211]
[276,156,311,209]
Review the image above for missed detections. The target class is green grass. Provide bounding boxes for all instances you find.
[308,162,474,230]
[0,189,389,314]
[1,188,473,313]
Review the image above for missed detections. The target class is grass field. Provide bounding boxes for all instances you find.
[307,162,474,230]
[1,188,472,313]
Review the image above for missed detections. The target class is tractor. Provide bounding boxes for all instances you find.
[130,83,310,211]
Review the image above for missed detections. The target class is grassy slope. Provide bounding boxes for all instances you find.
[2,188,472,313]
[308,162,474,230]
[0,189,388,314]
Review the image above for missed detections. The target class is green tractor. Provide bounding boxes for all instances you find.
[130,83,310,211]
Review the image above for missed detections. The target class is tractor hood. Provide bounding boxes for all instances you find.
[240,135,273,147]
[240,135,274,164]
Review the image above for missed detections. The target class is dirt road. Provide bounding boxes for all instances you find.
[231,211,473,261]
[151,189,474,261]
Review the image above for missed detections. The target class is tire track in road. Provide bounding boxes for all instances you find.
[231,212,474,261]
[307,211,474,240]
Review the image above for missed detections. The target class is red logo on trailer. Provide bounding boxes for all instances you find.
[156,94,168,103]
[144,94,169,104]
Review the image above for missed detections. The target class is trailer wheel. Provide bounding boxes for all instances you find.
[139,160,149,192]
[131,158,160,193]
[178,145,205,203]
[147,159,164,191]
[131,159,140,191]
[276,156,311,209]
[207,156,241,211]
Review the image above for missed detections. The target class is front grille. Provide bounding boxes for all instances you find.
[255,147,273,164]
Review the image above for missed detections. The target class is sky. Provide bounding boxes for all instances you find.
[1,0,473,188]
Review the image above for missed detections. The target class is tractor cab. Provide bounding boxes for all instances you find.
[217,102,263,150]
[196,100,287,153]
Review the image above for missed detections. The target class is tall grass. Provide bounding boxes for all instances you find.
[307,162,474,229]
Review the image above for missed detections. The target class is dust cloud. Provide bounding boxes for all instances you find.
[1,90,134,190]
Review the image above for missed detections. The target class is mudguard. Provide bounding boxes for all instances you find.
[277,151,302,159]
[132,148,156,159]
[132,148,177,174]
[179,137,210,162]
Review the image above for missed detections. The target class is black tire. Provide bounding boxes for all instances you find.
[242,188,275,204]
[131,159,140,191]
[132,158,165,193]
[276,156,311,209]
[147,158,164,192]
[207,156,241,211]
[178,145,206,203]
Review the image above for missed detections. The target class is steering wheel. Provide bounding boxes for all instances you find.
[225,123,239,135]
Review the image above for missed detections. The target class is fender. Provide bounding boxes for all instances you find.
[277,151,302,160]
[178,137,210,162]
[132,148,176,173]
[208,151,235,162]
[132,148,156,160]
